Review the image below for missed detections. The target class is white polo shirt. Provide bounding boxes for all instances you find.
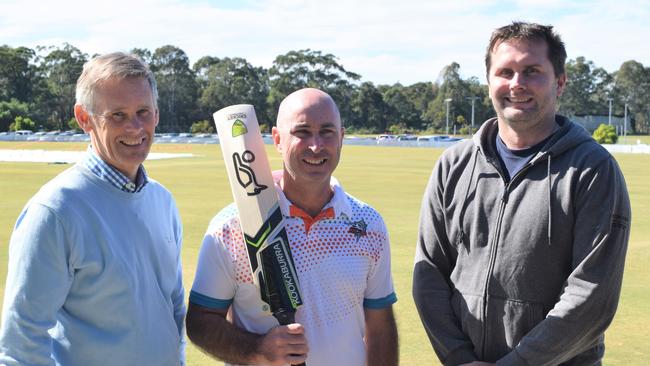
[190,177,396,366]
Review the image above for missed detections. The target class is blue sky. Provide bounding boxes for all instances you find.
[1,0,648,85]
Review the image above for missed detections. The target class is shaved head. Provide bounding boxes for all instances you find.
[271,88,344,214]
[276,88,341,131]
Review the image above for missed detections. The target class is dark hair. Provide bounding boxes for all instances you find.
[485,21,567,77]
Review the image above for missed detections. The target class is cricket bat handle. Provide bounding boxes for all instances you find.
[282,312,306,366]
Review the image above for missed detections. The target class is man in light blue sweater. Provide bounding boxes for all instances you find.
[0,52,186,365]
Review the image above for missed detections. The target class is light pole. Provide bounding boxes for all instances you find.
[466,96,478,135]
[444,98,452,135]
[607,98,613,125]
[623,102,627,141]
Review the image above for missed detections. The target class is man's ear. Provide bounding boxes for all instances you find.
[272,126,282,152]
[74,104,93,133]
[556,73,567,97]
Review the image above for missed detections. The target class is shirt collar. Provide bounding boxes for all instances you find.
[272,170,353,220]
[81,146,148,193]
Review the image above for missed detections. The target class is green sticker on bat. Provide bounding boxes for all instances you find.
[232,119,248,137]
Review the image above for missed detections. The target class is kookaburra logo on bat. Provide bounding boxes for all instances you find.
[233,150,268,196]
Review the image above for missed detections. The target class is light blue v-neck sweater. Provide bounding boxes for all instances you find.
[0,163,185,365]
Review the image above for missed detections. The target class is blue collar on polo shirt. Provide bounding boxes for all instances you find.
[81,146,148,193]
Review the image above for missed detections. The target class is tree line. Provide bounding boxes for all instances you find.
[1,44,649,134]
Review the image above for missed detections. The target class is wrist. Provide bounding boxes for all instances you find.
[248,334,267,365]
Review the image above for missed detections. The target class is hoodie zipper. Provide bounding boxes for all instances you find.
[480,184,508,358]
[478,155,546,358]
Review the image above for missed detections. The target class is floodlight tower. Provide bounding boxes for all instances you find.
[607,98,613,125]
[466,96,478,134]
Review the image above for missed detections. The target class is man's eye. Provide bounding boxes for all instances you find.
[499,69,514,78]
[112,112,126,122]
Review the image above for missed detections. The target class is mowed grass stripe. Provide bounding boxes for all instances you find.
[0,141,648,365]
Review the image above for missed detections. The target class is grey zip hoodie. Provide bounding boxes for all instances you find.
[413,116,631,365]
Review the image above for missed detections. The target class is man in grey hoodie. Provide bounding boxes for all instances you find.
[412,22,631,366]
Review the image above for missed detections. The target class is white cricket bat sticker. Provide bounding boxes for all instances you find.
[213,105,304,323]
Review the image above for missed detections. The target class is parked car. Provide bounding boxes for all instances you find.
[377,134,395,141]
[397,134,417,141]
[0,131,14,141]
[417,135,446,142]
[27,131,47,141]
[417,135,463,143]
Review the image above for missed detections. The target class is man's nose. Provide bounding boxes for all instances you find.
[309,134,323,152]
[510,72,527,90]
[125,114,144,129]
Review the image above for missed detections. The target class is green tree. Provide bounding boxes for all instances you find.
[425,62,475,132]
[592,124,618,144]
[0,46,39,102]
[467,78,492,127]
[559,57,613,117]
[387,122,408,135]
[194,57,269,127]
[150,45,198,132]
[67,117,81,132]
[0,98,30,131]
[129,48,153,65]
[423,64,492,133]
[11,116,36,131]
[381,83,421,130]
[267,49,360,123]
[37,43,87,131]
[0,46,51,128]
[190,120,215,134]
[350,82,388,132]
[404,82,437,125]
[613,60,650,133]
[456,115,467,127]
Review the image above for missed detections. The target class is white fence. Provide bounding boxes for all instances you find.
[2,132,649,153]
[602,144,650,154]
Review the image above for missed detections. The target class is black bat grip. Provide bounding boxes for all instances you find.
[278,312,306,366]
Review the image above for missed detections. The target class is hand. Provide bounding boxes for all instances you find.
[459,363,495,366]
[253,323,309,366]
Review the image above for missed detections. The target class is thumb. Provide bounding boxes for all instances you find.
[286,323,304,334]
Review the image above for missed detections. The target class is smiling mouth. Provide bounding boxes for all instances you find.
[120,136,146,146]
[303,157,327,166]
[505,96,533,104]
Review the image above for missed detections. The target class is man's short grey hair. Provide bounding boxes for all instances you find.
[75,52,158,113]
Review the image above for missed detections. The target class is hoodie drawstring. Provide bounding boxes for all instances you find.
[547,153,553,246]
[457,148,479,245]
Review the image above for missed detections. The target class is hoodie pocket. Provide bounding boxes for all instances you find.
[451,291,484,354]
[484,298,547,360]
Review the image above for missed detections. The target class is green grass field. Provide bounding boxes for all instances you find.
[1,141,648,365]
[619,134,650,145]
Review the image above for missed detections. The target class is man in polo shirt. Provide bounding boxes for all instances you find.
[187,88,398,366]
[0,52,186,365]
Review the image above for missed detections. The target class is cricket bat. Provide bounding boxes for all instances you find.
[213,105,306,365]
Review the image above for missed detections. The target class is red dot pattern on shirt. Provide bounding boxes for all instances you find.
[289,202,386,326]
[215,197,389,327]
[218,220,254,284]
